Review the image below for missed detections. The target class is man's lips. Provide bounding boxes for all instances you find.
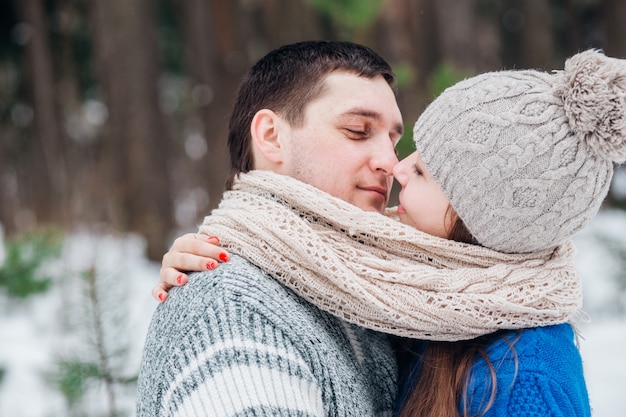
[359,186,388,199]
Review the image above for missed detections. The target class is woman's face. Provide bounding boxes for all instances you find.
[393,151,454,239]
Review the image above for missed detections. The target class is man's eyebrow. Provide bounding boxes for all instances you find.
[340,108,380,119]
[339,109,404,136]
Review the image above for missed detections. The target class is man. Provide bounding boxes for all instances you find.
[137,41,404,416]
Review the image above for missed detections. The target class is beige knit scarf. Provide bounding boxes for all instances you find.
[199,170,584,341]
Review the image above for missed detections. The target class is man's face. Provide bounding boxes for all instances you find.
[280,72,403,213]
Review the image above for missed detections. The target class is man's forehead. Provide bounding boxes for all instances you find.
[310,71,403,132]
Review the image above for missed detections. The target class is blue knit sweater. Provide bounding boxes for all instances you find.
[137,255,397,416]
[395,323,591,416]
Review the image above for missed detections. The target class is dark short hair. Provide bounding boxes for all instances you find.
[226,40,397,189]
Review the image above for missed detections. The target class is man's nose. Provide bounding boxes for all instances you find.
[373,141,398,175]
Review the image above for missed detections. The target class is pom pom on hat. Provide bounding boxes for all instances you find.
[557,49,626,163]
[414,49,626,254]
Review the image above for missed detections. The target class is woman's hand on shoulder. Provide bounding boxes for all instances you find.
[152,233,230,302]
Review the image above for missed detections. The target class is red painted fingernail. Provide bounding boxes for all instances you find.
[176,274,183,284]
[219,252,229,262]
[158,292,165,302]
[206,261,217,270]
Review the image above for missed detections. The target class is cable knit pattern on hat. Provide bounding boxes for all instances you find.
[414,49,626,253]
[199,170,583,341]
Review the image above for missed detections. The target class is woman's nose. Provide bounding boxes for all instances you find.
[392,162,406,185]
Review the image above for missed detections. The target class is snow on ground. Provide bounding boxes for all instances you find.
[579,319,626,417]
[0,230,159,417]
[1,210,625,416]
[574,209,626,417]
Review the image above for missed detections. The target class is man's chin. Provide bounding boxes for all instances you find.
[358,200,387,214]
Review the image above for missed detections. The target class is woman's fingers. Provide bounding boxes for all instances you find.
[152,282,171,303]
[153,233,231,302]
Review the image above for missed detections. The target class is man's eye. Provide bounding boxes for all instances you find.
[344,129,367,139]
[413,165,423,176]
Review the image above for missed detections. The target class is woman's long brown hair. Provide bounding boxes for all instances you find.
[397,208,518,417]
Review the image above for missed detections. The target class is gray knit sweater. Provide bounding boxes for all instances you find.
[137,255,397,416]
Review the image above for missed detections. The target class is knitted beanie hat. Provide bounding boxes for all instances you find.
[414,49,626,253]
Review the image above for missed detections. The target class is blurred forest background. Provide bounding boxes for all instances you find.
[2,0,626,261]
[2,2,626,416]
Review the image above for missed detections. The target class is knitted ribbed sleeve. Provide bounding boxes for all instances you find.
[136,256,397,417]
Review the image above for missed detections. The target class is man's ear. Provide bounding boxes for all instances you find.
[250,109,285,164]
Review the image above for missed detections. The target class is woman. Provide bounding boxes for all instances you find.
[154,49,626,416]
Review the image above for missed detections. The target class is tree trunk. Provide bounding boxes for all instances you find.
[518,0,555,69]
[378,0,438,116]
[171,0,231,215]
[433,0,477,72]
[89,0,173,260]
[15,0,68,225]
[499,0,555,69]
[55,0,95,226]
[601,0,626,57]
